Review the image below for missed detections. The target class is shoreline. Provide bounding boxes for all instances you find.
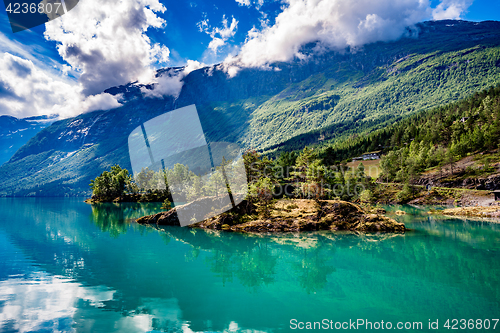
[438,205,500,220]
[84,184,500,225]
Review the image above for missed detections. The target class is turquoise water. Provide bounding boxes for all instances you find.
[0,198,499,332]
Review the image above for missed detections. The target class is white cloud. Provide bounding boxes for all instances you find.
[199,15,239,54]
[0,52,121,119]
[0,272,115,332]
[183,59,206,75]
[0,32,75,80]
[217,17,239,39]
[224,0,473,76]
[44,0,169,96]
[235,0,265,10]
[0,0,475,119]
[236,0,251,6]
[208,37,226,53]
[0,272,185,333]
[143,60,206,98]
[432,0,473,20]
[0,0,182,118]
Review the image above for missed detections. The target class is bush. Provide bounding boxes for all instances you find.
[248,177,275,218]
[161,198,172,210]
[90,165,133,201]
[396,183,412,203]
[359,189,373,203]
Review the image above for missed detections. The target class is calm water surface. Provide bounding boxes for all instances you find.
[0,198,499,332]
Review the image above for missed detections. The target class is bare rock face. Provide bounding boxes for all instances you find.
[136,208,181,226]
[418,173,500,191]
[136,198,405,233]
[317,201,405,232]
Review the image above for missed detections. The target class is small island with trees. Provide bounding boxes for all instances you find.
[86,149,406,233]
[87,84,500,230]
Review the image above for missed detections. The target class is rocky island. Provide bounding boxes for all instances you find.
[136,198,405,233]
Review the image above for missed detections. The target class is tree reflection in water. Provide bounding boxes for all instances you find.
[207,242,277,289]
[90,203,500,301]
[292,246,336,294]
[153,225,347,293]
[90,202,163,237]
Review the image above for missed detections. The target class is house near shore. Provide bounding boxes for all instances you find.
[352,151,382,162]
[362,151,382,160]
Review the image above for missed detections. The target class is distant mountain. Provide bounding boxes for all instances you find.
[0,114,57,166]
[1,20,500,196]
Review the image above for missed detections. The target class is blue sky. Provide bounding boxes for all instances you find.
[0,0,284,71]
[0,0,500,118]
[2,0,498,67]
[155,0,283,65]
[456,0,500,21]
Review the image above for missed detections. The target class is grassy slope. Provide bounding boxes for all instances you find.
[347,159,382,179]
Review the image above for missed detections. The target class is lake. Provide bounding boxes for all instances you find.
[0,198,499,332]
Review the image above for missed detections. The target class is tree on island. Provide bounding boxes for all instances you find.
[248,177,275,217]
[90,165,134,201]
[291,147,331,199]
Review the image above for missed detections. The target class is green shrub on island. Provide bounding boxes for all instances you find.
[248,177,275,218]
[359,189,374,203]
[89,158,247,204]
[396,183,413,203]
[161,198,172,210]
[89,165,135,201]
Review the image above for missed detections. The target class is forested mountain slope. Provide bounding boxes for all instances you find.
[1,20,500,196]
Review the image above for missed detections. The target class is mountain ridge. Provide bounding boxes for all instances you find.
[0,114,58,166]
[1,19,500,196]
